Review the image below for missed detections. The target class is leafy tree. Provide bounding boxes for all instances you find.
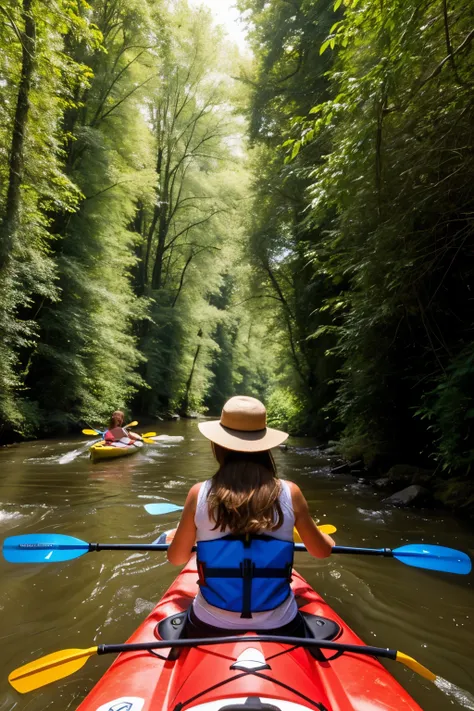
[0,0,98,436]
[134,1,251,417]
[235,0,341,435]
[241,0,474,509]
[301,0,474,468]
[0,0,258,437]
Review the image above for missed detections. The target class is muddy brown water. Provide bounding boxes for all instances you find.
[0,420,473,710]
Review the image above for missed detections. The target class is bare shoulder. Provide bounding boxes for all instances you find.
[286,480,302,497]
[285,480,306,512]
[185,482,202,505]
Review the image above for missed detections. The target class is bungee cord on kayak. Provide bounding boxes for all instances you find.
[8,634,437,695]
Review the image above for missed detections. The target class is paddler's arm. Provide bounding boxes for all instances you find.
[123,427,141,441]
[289,482,334,558]
[167,483,200,565]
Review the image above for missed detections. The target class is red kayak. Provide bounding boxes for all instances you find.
[76,555,423,711]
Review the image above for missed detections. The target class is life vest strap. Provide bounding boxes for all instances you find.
[242,559,252,619]
[203,566,292,578]
[207,534,278,543]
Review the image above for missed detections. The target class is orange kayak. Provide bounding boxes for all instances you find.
[75,552,424,711]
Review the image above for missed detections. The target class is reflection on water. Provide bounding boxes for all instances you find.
[0,420,473,710]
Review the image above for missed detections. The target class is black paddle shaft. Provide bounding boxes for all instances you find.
[331,546,394,557]
[88,543,170,552]
[87,543,394,555]
[98,635,398,661]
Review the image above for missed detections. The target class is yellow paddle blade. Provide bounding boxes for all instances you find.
[9,646,98,694]
[318,524,337,535]
[396,652,437,682]
[82,429,100,436]
[142,432,157,438]
[125,420,138,428]
[142,437,155,444]
[293,524,337,543]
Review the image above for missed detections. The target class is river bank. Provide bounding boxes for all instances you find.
[319,442,474,519]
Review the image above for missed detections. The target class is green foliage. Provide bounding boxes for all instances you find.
[0,0,260,439]
[0,0,100,434]
[24,0,158,429]
[133,2,253,417]
[266,387,307,434]
[300,0,474,476]
[235,0,342,439]
[418,345,474,474]
[240,0,474,509]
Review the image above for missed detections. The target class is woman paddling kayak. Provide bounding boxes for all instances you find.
[89,411,144,461]
[167,395,335,637]
[104,410,142,445]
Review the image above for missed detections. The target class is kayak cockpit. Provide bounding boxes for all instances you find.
[155,610,342,662]
[185,698,327,711]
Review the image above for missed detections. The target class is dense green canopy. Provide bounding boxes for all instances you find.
[239,0,474,508]
[0,0,260,435]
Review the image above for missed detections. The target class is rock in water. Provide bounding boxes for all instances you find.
[383,484,429,507]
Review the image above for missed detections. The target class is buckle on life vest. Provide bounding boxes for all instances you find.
[197,560,207,587]
[240,558,255,619]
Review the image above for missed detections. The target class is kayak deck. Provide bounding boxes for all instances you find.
[89,440,144,461]
[75,557,423,711]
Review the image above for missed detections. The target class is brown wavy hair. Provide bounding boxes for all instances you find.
[109,410,125,428]
[207,444,283,534]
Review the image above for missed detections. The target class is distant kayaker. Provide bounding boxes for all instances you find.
[104,410,141,444]
[167,395,334,637]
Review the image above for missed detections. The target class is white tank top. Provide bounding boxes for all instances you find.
[193,478,298,629]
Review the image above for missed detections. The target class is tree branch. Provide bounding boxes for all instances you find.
[417,27,474,91]
[263,261,306,381]
[84,179,132,201]
[90,48,151,126]
[164,209,226,252]
[0,5,24,46]
[91,74,156,125]
[441,0,473,87]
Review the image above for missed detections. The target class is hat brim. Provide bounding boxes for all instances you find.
[198,420,288,452]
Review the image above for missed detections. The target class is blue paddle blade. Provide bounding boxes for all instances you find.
[3,534,89,564]
[393,544,472,575]
[144,503,184,515]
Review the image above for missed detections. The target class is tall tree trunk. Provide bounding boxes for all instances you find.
[151,221,168,290]
[144,147,164,285]
[180,329,202,415]
[151,158,171,290]
[264,262,306,383]
[0,0,36,271]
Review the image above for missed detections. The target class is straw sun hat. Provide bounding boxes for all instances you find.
[198,396,289,452]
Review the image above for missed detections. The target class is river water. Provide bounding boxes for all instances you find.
[0,420,473,711]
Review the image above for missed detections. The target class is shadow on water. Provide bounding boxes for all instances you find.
[0,420,472,710]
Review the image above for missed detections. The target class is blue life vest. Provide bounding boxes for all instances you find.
[196,534,294,619]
